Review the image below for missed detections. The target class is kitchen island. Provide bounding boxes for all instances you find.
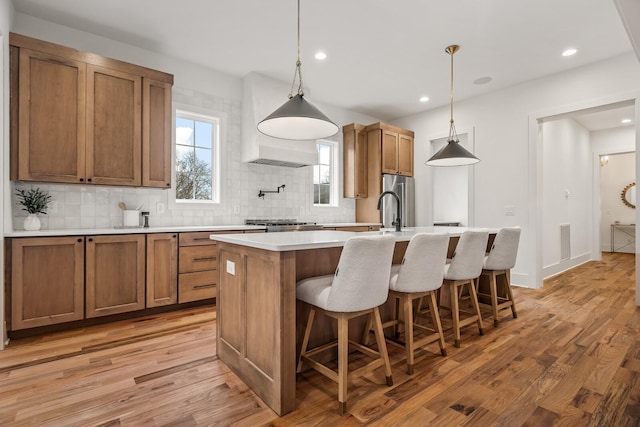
[211,227,493,415]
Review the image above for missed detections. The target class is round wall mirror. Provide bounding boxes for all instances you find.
[621,182,636,209]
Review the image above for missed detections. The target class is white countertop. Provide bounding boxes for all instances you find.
[3,222,382,238]
[5,225,266,237]
[322,223,381,228]
[211,226,493,251]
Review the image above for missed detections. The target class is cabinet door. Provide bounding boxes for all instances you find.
[397,134,414,176]
[381,130,399,174]
[17,49,86,183]
[11,236,85,330]
[86,65,141,186]
[86,234,145,318]
[343,125,368,198]
[143,78,172,188]
[146,233,178,307]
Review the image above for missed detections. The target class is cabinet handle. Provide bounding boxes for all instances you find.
[193,257,216,262]
[193,283,215,290]
[193,237,211,241]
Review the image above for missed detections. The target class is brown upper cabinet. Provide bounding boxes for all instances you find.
[343,122,414,201]
[9,33,173,188]
[368,122,414,177]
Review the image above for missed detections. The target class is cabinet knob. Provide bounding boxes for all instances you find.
[77,238,83,243]
[173,234,177,238]
[87,178,92,182]
[79,178,84,182]
[166,183,170,187]
[88,238,93,242]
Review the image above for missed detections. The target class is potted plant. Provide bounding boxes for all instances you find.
[16,187,52,231]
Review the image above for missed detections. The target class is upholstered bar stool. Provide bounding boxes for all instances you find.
[296,234,396,415]
[477,226,521,327]
[381,233,449,374]
[439,230,489,348]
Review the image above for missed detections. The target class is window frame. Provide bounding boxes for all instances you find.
[169,104,226,210]
[313,139,339,207]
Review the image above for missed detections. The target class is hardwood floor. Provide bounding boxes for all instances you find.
[1,252,639,426]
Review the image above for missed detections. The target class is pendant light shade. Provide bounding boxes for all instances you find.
[258,94,339,140]
[257,0,338,141]
[426,45,480,167]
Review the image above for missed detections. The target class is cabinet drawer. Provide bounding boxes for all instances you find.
[179,246,217,273]
[179,271,217,303]
[179,230,243,246]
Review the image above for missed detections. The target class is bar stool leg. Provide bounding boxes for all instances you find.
[372,307,393,386]
[489,272,500,327]
[361,312,373,346]
[402,294,415,374]
[468,280,484,335]
[427,291,447,357]
[338,313,349,415]
[450,282,461,348]
[505,270,518,318]
[297,308,316,374]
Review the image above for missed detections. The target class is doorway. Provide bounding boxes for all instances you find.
[430,131,475,227]
[531,98,639,303]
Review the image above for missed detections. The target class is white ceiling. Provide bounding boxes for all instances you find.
[10,0,635,122]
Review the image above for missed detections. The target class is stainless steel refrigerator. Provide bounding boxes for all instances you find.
[380,174,415,228]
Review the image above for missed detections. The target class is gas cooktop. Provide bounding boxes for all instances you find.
[245,219,323,232]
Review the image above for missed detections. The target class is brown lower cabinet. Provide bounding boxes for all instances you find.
[146,233,178,307]
[177,231,242,303]
[7,229,264,332]
[10,236,85,330]
[85,234,146,318]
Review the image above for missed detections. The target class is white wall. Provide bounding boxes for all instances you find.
[541,118,592,276]
[599,151,635,252]
[8,13,382,231]
[393,52,640,288]
[0,0,15,349]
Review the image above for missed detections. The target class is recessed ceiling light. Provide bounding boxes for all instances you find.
[621,119,632,124]
[315,51,327,60]
[562,48,577,57]
[473,76,492,85]
[419,96,429,103]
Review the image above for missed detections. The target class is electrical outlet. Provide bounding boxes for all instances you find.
[49,200,58,214]
[504,205,515,216]
[226,260,236,275]
[233,203,240,215]
[156,202,165,214]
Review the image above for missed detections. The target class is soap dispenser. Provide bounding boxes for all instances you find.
[141,211,150,228]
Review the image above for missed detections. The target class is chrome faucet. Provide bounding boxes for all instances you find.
[377,191,402,231]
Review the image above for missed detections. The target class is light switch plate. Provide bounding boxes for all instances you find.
[226,260,235,275]
[504,205,516,216]
[156,202,165,214]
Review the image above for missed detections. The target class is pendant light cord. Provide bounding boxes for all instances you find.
[289,0,304,98]
[448,46,459,143]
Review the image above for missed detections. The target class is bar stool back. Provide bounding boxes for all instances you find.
[440,230,489,347]
[384,232,449,374]
[478,226,521,326]
[296,234,395,415]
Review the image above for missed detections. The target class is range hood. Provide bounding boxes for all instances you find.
[242,73,319,168]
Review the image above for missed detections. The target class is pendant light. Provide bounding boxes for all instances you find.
[257,0,338,141]
[425,45,480,166]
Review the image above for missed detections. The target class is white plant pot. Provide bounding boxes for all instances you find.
[24,214,41,231]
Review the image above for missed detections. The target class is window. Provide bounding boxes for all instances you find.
[175,110,219,203]
[313,140,338,206]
